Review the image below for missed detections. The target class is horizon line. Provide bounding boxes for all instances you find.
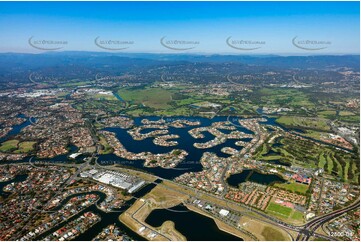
[0,50,360,57]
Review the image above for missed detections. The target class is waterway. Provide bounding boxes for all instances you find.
[3,115,352,180]
[145,204,242,241]
[262,159,291,167]
[1,115,348,241]
[33,181,241,241]
[0,114,34,143]
[112,92,125,102]
[36,183,156,241]
[0,174,28,198]
[227,169,286,187]
[100,116,254,179]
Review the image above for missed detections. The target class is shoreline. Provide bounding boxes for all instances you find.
[185,203,254,241]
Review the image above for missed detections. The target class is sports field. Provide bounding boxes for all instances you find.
[266,202,292,217]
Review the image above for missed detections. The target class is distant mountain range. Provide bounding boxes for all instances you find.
[0,52,359,71]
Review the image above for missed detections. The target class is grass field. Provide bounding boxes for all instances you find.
[273,182,309,195]
[238,216,291,240]
[117,87,173,109]
[266,202,292,217]
[255,135,359,183]
[317,110,337,119]
[0,140,36,153]
[92,93,118,101]
[117,86,227,116]
[112,85,261,117]
[318,110,336,116]
[302,130,329,140]
[120,184,188,241]
[258,88,314,107]
[290,211,304,220]
[316,109,359,124]
[58,80,91,87]
[261,226,289,241]
[339,111,355,116]
[276,116,330,131]
[15,141,36,153]
[98,135,113,154]
[338,114,360,123]
[0,139,19,152]
[265,200,304,224]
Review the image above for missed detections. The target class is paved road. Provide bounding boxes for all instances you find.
[296,199,360,241]
[10,159,354,241]
[122,167,357,241]
[129,200,172,241]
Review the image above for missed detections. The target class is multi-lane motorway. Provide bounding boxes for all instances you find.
[119,165,357,241]
[296,199,360,241]
[22,158,359,241]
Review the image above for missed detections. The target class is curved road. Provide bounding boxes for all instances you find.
[296,199,360,240]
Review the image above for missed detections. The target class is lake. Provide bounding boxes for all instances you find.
[227,169,286,187]
[145,204,242,241]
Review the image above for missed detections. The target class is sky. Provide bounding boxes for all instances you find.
[0,1,359,55]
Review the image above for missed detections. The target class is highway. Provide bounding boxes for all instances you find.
[14,158,357,241]
[121,167,358,241]
[15,117,358,241]
[296,199,360,241]
[90,160,356,241]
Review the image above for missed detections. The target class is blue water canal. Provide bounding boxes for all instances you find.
[0,115,352,240]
